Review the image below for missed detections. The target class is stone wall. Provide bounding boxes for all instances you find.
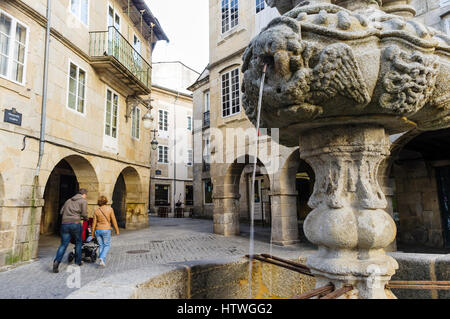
[393,160,444,247]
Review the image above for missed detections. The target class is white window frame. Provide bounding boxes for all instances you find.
[66,60,87,115]
[256,0,265,14]
[131,106,141,140]
[107,3,121,30]
[70,0,89,26]
[104,87,119,151]
[221,0,239,34]
[158,145,169,164]
[221,68,241,118]
[0,9,29,86]
[159,109,169,131]
[187,149,193,166]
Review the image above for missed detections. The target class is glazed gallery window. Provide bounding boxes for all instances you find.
[159,110,168,132]
[155,185,170,205]
[131,107,141,139]
[222,68,240,117]
[256,0,265,13]
[158,145,169,164]
[204,179,213,204]
[71,0,89,25]
[0,10,28,84]
[221,0,239,33]
[105,89,118,138]
[68,63,86,113]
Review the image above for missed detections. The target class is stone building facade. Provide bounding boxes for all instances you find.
[149,62,198,217]
[0,0,168,269]
[189,0,450,249]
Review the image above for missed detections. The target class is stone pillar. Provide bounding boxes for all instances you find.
[270,192,299,246]
[299,124,398,299]
[213,194,240,236]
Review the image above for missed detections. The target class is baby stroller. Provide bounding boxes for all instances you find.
[68,218,99,263]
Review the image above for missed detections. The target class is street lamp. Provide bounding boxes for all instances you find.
[151,129,159,151]
[142,110,154,130]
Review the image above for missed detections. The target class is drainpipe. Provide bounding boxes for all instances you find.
[35,0,52,181]
[172,91,180,214]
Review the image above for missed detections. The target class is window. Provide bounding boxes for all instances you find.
[0,10,28,84]
[187,116,192,131]
[221,0,239,33]
[187,149,193,166]
[131,107,141,139]
[108,5,120,29]
[71,0,89,25]
[203,137,211,162]
[222,68,240,117]
[204,91,210,112]
[204,179,213,204]
[158,145,169,164]
[155,184,170,206]
[105,89,118,138]
[159,110,168,132]
[256,0,265,13]
[68,62,86,113]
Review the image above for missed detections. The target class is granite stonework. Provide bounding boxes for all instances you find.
[241,0,450,298]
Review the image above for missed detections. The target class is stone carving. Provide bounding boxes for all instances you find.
[242,0,450,299]
[380,45,439,115]
[242,11,372,135]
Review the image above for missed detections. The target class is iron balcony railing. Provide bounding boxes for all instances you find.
[89,26,151,88]
[203,111,210,128]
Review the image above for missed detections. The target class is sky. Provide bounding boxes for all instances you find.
[146,0,210,74]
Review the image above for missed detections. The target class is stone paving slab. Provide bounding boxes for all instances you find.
[0,217,316,299]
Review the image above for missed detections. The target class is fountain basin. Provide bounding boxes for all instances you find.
[66,253,449,299]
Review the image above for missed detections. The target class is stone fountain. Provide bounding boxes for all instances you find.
[241,0,450,299]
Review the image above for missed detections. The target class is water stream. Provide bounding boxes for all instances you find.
[249,64,268,298]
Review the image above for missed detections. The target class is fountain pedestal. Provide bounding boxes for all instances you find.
[299,124,398,299]
[242,0,450,299]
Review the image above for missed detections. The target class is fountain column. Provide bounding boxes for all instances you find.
[299,124,398,299]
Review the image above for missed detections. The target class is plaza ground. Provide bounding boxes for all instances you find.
[0,217,316,299]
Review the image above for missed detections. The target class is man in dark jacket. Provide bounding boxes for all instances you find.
[53,189,89,273]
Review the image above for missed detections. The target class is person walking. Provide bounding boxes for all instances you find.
[92,196,119,268]
[53,189,89,273]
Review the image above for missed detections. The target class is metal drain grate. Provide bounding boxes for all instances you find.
[126,250,150,254]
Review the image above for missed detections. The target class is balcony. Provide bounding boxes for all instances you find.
[89,27,151,95]
[203,111,210,128]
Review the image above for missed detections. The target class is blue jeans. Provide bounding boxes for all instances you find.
[55,223,82,265]
[96,229,112,262]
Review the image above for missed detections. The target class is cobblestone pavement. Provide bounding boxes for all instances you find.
[0,217,316,299]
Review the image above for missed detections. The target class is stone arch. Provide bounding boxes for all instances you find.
[213,155,271,237]
[40,155,99,236]
[271,149,315,245]
[386,128,450,249]
[112,166,147,230]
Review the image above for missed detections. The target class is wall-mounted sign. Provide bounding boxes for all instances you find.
[4,108,22,126]
[155,170,162,176]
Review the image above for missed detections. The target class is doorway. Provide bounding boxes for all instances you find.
[436,166,450,247]
[41,160,79,236]
[112,173,127,228]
